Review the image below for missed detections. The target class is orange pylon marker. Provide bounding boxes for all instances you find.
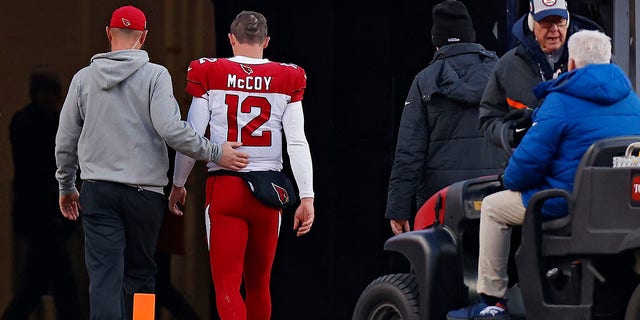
[133,293,155,320]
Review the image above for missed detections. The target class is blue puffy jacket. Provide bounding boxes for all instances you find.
[503,63,640,217]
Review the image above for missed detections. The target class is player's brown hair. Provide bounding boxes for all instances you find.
[230,11,268,44]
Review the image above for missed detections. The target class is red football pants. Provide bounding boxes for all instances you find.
[205,175,281,320]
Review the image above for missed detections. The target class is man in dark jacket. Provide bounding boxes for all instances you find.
[479,0,602,149]
[386,0,505,235]
[448,30,640,320]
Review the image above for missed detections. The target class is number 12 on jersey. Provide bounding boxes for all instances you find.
[225,93,273,147]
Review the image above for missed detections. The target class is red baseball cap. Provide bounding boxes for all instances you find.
[109,5,147,31]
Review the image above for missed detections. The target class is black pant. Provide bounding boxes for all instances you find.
[80,180,165,320]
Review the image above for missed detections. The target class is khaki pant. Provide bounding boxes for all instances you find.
[477,190,526,298]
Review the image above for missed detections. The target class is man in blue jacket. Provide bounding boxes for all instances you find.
[448,30,640,320]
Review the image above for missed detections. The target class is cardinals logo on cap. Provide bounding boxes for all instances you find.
[110,5,147,31]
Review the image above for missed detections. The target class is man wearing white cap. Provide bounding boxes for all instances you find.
[478,0,603,149]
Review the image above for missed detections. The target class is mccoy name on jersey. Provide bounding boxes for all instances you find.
[186,56,307,172]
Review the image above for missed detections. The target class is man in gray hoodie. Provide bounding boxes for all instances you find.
[54,5,249,319]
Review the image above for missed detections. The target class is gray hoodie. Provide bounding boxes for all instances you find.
[55,50,221,194]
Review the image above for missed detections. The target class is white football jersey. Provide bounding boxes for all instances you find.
[186,56,306,172]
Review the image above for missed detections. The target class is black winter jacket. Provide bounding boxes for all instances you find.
[479,14,603,148]
[386,43,506,221]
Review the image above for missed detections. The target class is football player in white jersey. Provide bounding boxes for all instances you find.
[168,10,315,320]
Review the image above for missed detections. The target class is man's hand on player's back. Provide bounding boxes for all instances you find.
[216,141,250,171]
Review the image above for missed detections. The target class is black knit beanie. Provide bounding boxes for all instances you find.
[431,0,476,48]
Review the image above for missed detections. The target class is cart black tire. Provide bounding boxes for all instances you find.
[352,273,419,320]
[626,283,640,319]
